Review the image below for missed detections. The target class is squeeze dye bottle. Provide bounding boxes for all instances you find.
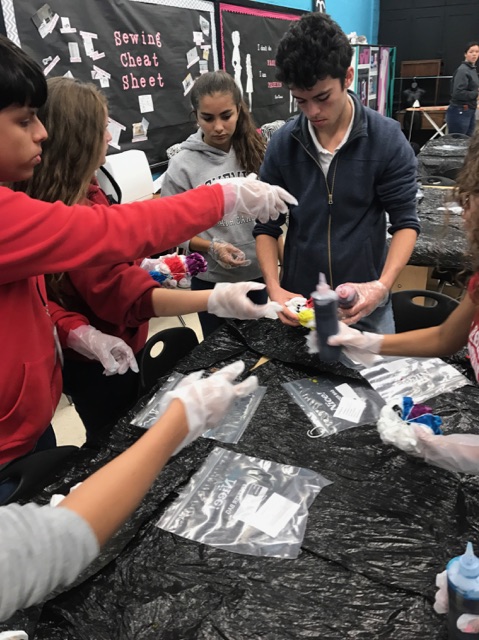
[310,273,341,363]
[335,284,358,310]
[447,542,479,639]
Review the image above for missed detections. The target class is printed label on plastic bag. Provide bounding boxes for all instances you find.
[156,447,332,558]
[360,357,470,404]
[283,377,385,438]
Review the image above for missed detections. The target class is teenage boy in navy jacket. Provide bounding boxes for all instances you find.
[254,13,420,333]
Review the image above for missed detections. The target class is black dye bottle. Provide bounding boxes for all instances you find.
[310,273,341,363]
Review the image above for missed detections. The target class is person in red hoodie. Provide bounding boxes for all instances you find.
[0,35,296,500]
[15,76,283,442]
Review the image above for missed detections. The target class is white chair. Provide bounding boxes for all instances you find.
[97,149,154,203]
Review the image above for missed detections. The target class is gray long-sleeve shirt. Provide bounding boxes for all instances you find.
[0,503,98,622]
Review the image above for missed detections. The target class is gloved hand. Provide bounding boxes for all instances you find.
[340,280,389,325]
[140,257,163,272]
[218,173,298,223]
[412,425,479,474]
[158,361,258,454]
[208,239,251,269]
[306,321,383,366]
[66,325,139,376]
[433,569,479,631]
[207,282,282,320]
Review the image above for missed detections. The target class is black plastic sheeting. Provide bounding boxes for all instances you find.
[409,187,471,272]
[417,137,469,180]
[2,319,479,639]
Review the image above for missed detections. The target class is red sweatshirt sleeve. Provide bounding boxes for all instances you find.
[68,262,157,327]
[48,300,89,347]
[0,185,224,285]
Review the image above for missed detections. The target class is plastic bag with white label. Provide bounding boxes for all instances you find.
[156,447,331,558]
[283,377,385,438]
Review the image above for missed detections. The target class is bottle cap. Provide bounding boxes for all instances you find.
[316,272,330,295]
[459,542,479,578]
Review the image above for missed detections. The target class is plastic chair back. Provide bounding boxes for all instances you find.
[392,289,459,333]
[97,150,153,203]
[0,445,79,505]
[139,327,199,394]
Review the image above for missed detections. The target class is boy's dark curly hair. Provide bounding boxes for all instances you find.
[275,13,353,89]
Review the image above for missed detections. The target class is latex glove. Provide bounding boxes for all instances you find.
[140,257,163,272]
[340,280,389,325]
[207,282,283,320]
[327,322,384,366]
[434,570,448,614]
[306,321,383,366]
[67,325,139,376]
[158,361,258,454]
[219,173,298,223]
[208,239,251,269]
[412,425,479,474]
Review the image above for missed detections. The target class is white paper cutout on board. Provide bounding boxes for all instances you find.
[202,48,210,61]
[141,117,150,132]
[199,60,208,74]
[186,47,199,69]
[63,70,74,79]
[60,17,76,33]
[132,121,148,143]
[92,65,111,79]
[43,55,60,76]
[182,73,194,96]
[193,31,203,45]
[68,42,81,63]
[138,95,154,114]
[199,15,210,38]
[92,51,106,61]
[99,76,110,88]
[108,117,126,150]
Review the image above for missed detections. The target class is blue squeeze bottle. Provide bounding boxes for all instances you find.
[310,273,341,363]
[447,542,479,639]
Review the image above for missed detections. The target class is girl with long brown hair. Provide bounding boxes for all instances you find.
[162,70,271,337]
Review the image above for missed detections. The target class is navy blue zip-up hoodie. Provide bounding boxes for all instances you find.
[254,92,419,297]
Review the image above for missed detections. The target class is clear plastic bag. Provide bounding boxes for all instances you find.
[130,372,184,429]
[360,357,470,404]
[283,377,385,438]
[201,386,266,444]
[156,447,332,558]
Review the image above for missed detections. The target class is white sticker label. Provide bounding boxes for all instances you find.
[237,491,300,538]
[138,94,154,114]
[333,396,366,423]
[335,383,361,401]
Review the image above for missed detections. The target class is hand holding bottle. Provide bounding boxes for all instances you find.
[339,280,389,325]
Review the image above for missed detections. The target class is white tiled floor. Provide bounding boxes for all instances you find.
[52,313,203,447]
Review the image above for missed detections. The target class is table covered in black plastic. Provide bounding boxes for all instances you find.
[2,320,479,640]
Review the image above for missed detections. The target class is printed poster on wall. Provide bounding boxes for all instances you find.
[1,0,218,166]
[219,4,302,128]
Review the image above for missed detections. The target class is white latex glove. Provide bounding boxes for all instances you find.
[140,257,163,272]
[219,173,298,223]
[306,321,383,366]
[207,282,283,320]
[412,425,479,474]
[158,360,258,454]
[434,569,448,614]
[66,325,139,376]
[327,322,384,366]
[208,239,251,269]
[340,280,389,325]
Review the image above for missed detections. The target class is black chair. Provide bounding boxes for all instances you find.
[0,445,79,505]
[139,327,199,394]
[392,289,459,333]
[423,175,456,187]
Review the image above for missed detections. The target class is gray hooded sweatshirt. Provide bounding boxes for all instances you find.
[161,130,262,283]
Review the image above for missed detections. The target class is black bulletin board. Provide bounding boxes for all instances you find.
[219,3,303,127]
[1,0,218,167]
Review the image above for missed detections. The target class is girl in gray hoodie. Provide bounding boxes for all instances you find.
[162,71,270,337]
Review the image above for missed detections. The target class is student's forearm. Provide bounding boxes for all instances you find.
[60,400,188,546]
[379,228,418,289]
[256,234,281,292]
[188,235,210,253]
[381,295,475,357]
[151,288,210,316]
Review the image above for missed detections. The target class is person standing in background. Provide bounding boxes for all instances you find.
[446,42,479,136]
[162,71,272,338]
